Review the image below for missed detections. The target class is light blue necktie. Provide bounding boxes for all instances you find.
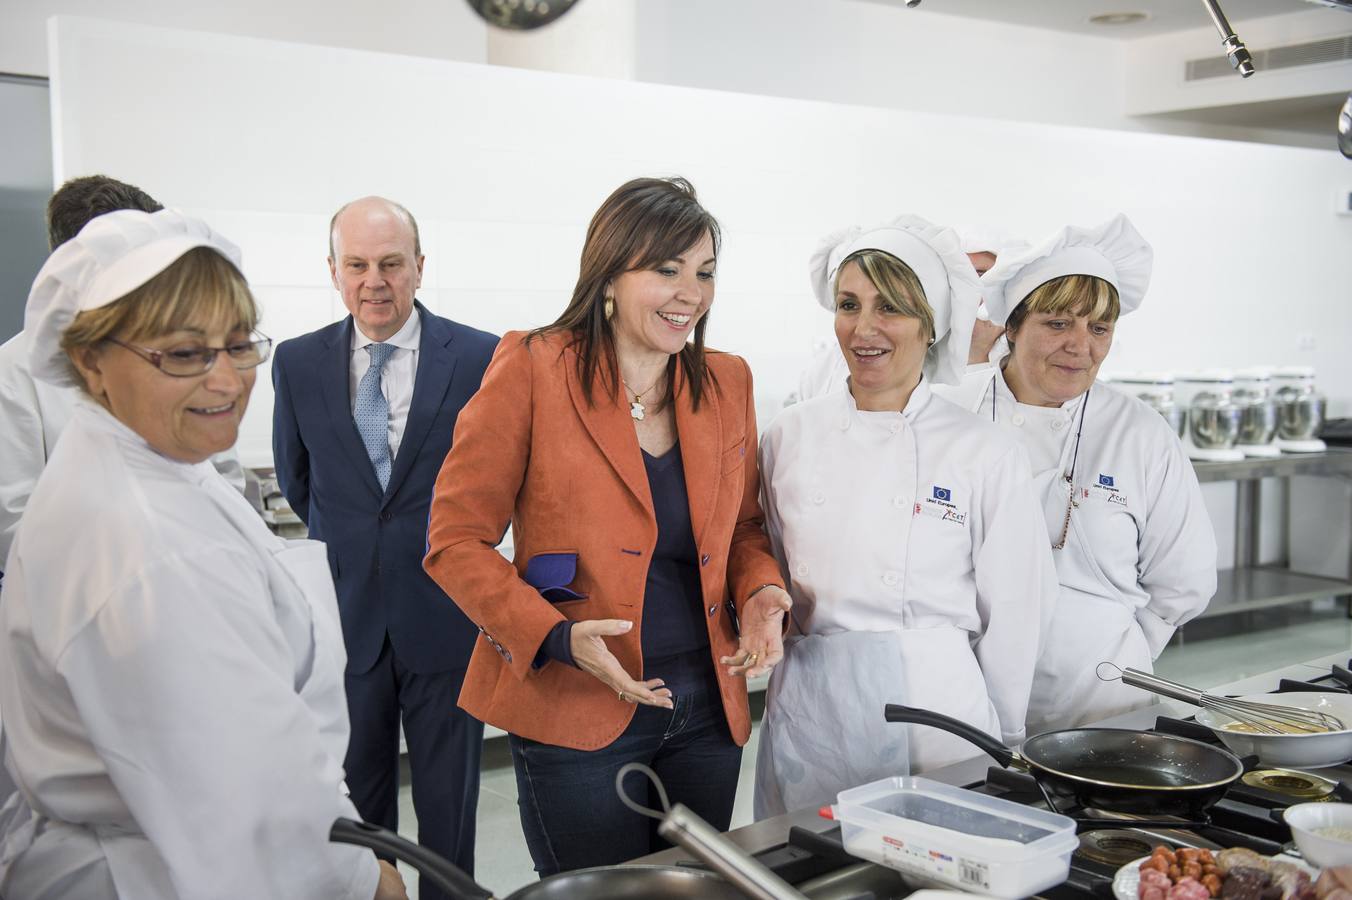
[354,342,396,490]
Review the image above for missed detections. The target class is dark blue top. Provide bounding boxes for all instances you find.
[536,441,713,695]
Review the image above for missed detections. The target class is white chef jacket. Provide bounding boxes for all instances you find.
[0,330,246,569]
[0,400,378,899]
[937,366,1218,732]
[756,379,1057,805]
[348,310,420,463]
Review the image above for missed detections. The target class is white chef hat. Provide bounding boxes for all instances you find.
[979,213,1152,327]
[25,209,244,387]
[808,214,981,386]
[951,224,1030,259]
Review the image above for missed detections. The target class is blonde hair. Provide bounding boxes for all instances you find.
[61,247,258,383]
[835,249,936,343]
[1006,275,1119,340]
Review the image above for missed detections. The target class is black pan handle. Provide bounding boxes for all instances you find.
[883,704,1015,768]
[330,817,494,900]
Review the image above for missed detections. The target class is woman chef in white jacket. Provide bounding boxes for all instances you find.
[938,215,1217,733]
[0,211,405,900]
[754,217,1059,819]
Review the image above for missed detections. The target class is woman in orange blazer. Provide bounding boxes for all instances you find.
[424,177,791,875]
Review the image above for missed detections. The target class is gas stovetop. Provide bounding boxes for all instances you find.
[973,659,1352,899]
[634,657,1352,899]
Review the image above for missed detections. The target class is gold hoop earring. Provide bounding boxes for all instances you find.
[603,297,615,320]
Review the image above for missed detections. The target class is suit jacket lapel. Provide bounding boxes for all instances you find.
[564,350,652,516]
[673,364,722,547]
[386,303,456,501]
[320,318,384,500]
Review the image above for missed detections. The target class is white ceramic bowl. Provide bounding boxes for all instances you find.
[1286,802,1352,868]
[1195,692,1352,769]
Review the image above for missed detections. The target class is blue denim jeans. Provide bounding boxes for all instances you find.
[508,679,742,876]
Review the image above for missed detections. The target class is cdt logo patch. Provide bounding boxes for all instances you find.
[918,485,966,525]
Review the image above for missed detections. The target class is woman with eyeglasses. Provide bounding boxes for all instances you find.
[938,215,1217,734]
[0,211,406,900]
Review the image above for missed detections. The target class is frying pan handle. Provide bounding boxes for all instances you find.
[330,817,494,900]
[1118,668,1206,706]
[884,704,1015,768]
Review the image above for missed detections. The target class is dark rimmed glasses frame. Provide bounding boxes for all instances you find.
[103,333,273,377]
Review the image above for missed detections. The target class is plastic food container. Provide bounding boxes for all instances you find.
[835,776,1078,898]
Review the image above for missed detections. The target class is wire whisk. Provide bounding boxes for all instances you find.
[1097,663,1345,735]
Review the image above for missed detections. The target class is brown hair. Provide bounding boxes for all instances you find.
[836,250,936,343]
[1005,275,1120,348]
[46,175,163,251]
[530,176,721,410]
[61,247,258,385]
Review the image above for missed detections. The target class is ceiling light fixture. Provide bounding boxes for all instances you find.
[1088,12,1150,26]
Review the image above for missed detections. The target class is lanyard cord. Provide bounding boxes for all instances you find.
[990,374,1091,549]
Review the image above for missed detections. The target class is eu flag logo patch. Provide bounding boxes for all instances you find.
[933,486,952,502]
[1098,474,1115,487]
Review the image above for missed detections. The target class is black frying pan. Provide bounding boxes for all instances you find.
[884,705,1244,818]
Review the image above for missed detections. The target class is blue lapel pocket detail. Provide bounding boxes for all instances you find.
[523,552,587,603]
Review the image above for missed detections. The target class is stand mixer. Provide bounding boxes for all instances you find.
[1233,368,1281,458]
[1176,370,1244,462]
[1274,366,1328,453]
[1115,372,1186,438]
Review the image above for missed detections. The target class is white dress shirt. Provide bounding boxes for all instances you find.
[348,310,420,464]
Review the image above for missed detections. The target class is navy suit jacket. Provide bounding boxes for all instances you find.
[271,302,498,675]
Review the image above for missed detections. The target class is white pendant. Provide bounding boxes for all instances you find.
[630,400,646,421]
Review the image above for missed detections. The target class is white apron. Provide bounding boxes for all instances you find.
[753,390,1025,819]
[0,481,351,898]
[1023,415,1154,735]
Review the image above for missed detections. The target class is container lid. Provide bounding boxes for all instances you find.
[1274,365,1316,378]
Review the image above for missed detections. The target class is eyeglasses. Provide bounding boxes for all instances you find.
[104,333,273,378]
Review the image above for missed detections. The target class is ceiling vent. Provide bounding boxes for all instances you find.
[1185,33,1352,80]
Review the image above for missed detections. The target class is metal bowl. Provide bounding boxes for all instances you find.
[1236,398,1278,445]
[1278,395,1326,441]
[1189,395,1241,449]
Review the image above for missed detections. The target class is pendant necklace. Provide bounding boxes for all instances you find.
[622,372,664,421]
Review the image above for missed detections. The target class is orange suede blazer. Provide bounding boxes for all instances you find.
[424,330,783,751]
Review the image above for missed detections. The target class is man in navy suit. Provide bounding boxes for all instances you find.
[272,197,497,896]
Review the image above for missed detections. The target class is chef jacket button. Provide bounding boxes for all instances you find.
[708,603,719,617]
[795,563,809,577]
[1011,413,1026,426]
[811,491,825,505]
[882,571,900,587]
[1052,419,1065,430]
[889,421,902,434]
